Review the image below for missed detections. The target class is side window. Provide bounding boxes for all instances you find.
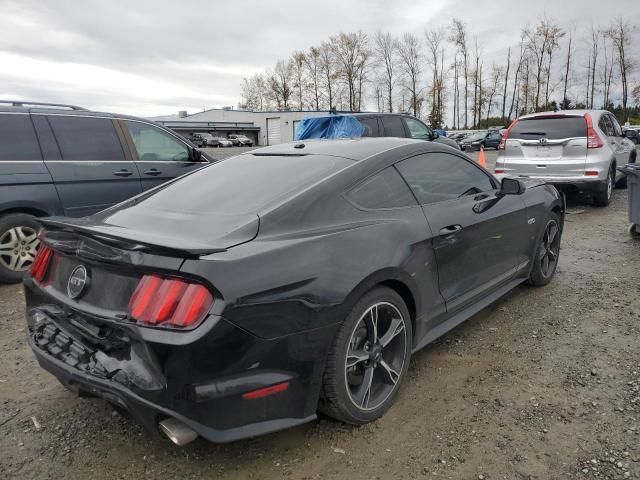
[609,115,623,136]
[358,117,379,137]
[0,114,42,160]
[598,115,614,136]
[396,152,495,205]
[346,167,416,209]
[125,121,189,162]
[48,116,125,161]
[404,117,431,140]
[381,116,406,137]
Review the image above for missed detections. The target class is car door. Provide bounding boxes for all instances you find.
[43,114,143,217]
[608,114,633,165]
[486,132,502,148]
[403,116,432,141]
[120,120,208,191]
[395,151,528,314]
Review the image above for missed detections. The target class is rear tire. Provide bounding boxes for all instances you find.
[319,287,412,424]
[528,212,562,286]
[593,168,614,207]
[0,213,41,284]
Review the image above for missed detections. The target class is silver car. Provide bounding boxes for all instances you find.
[495,110,637,206]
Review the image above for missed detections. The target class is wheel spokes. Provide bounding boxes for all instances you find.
[346,349,369,369]
[547,223,558,246]
[364,305,379,343]
[352,366,375,408]
[378,359,400,386]
[379,317,405,348]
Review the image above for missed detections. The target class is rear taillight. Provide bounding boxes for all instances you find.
[128,274,213,328]
[498,119,518,150]
[585,113,604,149]
[30,245,53,284]
[494,169,505,174]
[585,170,599,176]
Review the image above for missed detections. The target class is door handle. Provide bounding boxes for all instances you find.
[113,169,133,177]
[439,224,462,236]
[143,168,162,176]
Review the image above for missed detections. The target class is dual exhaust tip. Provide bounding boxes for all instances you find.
[158,417,198,446]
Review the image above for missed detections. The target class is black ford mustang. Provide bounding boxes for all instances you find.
[24,138,564,445]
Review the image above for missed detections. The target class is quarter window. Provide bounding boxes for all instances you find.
[404,117,431,140]
[381,116,406,137]
[396,152,495,205]
[125,121,189,162]
[48,116,125,161]
[0,114,42,161]
[609,115,623,136]
[598,115,614,136]
[358,117,379,137]
[347,167,416,209]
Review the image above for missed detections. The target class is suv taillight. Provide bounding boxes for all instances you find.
[585,113,604,149]
[30,245,53,284]
[498,118,518,150]
[128,274,213,328]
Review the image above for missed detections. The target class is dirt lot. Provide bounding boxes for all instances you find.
[1,150,639,480]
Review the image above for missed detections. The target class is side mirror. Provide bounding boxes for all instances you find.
[500,177,525,195]
[190,147,202,162]
[431,131,439,140]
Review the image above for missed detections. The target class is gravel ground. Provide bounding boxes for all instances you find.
[1,148,639,480]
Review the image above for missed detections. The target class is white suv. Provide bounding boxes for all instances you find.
[495,110,637,206]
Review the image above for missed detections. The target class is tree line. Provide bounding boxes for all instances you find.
[240,17,640,128]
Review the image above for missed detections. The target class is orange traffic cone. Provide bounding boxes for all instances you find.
[477,146,487,169]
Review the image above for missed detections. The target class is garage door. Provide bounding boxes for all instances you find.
[267,117,281,145]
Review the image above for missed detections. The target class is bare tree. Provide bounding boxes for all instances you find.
[290,51,306,110]
[602,35,616,108]
[561,29,573,108]
[472,38,481,126]
[509,35,526,119]
[588,26,599,109]
[241,74,270,111]
[450,19,470,128]
[319,42,336,109]
[374,31,398,112]
[425,27,446,127]
[304,47,323,110]
[501,47,511,120]
[633,83,640,106]
[397,32,423,117]
[605,18,636,121]
[331,32,369,111]
[486,64,504,123]
[523,17,564,111]
[268,59,293,109]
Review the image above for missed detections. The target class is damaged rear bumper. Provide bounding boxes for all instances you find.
[25,305,325,443]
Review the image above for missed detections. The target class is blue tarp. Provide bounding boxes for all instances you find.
[295,115,365,140]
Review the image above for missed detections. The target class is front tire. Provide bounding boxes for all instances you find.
[0,213,41,284]
[528,212,562,286]
[320,287,412,424]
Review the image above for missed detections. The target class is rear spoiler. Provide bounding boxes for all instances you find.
[39,217,227,258]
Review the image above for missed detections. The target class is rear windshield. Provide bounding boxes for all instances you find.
[510,116,586,140]
[136,153,351,214]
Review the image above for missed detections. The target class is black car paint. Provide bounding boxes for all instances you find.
[24,138,564,443]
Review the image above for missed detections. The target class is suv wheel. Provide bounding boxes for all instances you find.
[0,213,41,283]
[593,168,614,207]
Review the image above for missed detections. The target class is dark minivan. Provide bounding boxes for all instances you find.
[0,101,210,283]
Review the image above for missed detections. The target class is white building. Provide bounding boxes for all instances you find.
[152,109,331,146]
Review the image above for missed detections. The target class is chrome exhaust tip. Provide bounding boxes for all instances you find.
[158,418,198,446]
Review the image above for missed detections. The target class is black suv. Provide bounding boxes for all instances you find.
[0,100,210,283]
[350,113,460,150]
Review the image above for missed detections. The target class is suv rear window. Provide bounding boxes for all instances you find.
[0,114,42,160]
[137,154,351,215]
[510,116,586,140]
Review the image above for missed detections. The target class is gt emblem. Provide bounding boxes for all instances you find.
[67,265,89,299]
[528,218,536,225]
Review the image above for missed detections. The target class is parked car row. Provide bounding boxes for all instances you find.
[189,132,253,148]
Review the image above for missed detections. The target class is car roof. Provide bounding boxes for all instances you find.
[248,137,434,161]
[0,103,160,124]
[518,109,608,120]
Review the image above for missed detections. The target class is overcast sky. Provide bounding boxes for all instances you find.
[2,0,639,117]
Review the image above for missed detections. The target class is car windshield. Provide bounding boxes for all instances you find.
[134,153,352,215]
[466,133,486,141]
